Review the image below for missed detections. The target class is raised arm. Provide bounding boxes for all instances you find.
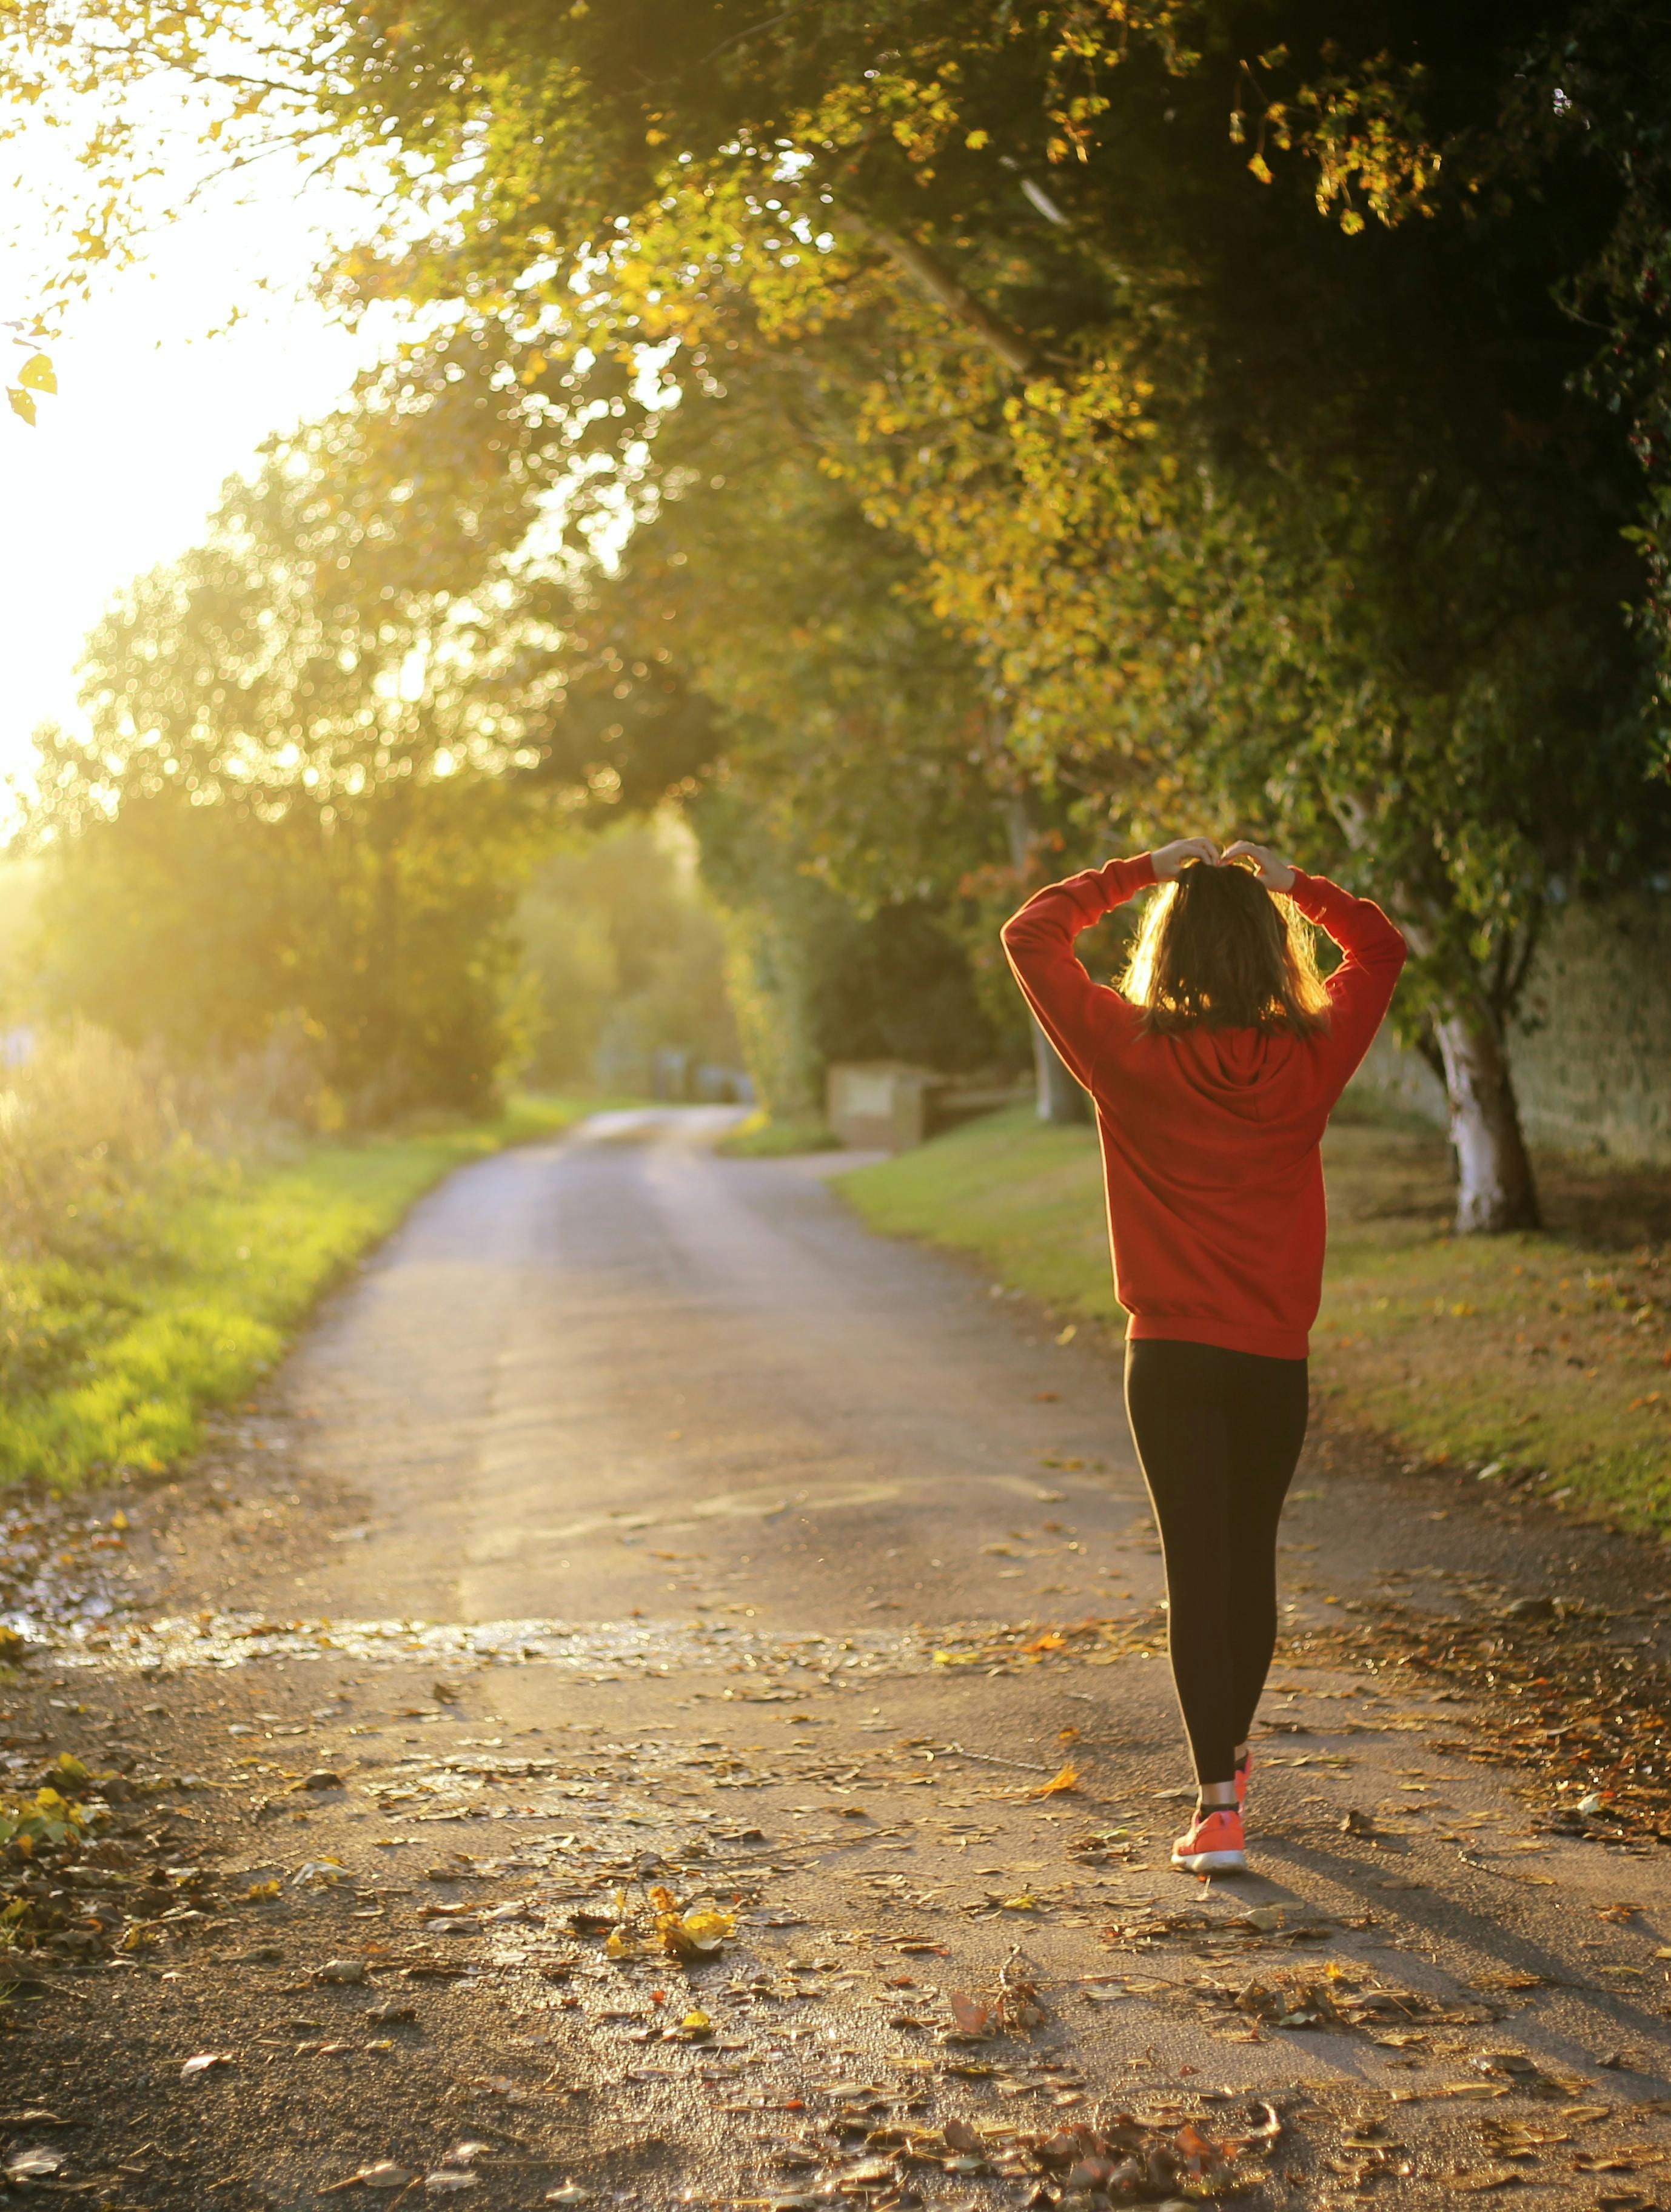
[1285,868,1408,1093]
[1000,854,1155,1089]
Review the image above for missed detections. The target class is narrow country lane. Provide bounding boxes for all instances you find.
[224,1104,1154,1633]
[10,1108,1671,2212]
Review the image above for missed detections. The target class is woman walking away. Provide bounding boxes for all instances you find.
[1002,838,1405,1874]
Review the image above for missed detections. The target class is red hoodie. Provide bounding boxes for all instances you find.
[1001,856,1407,1361]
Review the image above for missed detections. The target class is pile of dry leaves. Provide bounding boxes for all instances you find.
[1286,1599,1671,1834]
[1194,1961,1494,2036]
[774,2100,1281,2206]
[1,1738,193,2008]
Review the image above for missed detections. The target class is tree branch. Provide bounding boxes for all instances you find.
[842,215,1051,381]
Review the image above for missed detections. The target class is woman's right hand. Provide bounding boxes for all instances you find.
[1221,840,1296,891]
[1150,836,1220,881]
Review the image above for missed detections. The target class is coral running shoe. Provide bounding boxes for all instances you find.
[1171,1804,1246,1874]
[1235,1748,1253,1811]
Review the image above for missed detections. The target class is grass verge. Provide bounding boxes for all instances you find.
[718,1110,842,1158]
[0,1094,600,1490]
[839,1102,1671,1533]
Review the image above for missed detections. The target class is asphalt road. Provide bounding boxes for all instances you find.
[20,1107,1671,2211]
[258,1105,1154,1634]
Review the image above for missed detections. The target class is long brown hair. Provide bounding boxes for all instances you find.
[1120,860,1330,1035]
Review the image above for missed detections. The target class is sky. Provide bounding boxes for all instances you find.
[0,141,396,809]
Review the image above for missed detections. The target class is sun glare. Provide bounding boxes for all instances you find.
[0,115,395,814]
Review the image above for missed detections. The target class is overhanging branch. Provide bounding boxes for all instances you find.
[843,215,1051,381]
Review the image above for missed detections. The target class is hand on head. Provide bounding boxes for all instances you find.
[1219,840,1296,892]
[1149,836,1219,880]
[1148,837,1296,893]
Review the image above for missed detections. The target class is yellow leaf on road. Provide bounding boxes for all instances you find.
[1031,1762,1080,1797]
[657,1907,735,1961]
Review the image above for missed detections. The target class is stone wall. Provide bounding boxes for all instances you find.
[1348,890,1671,1165]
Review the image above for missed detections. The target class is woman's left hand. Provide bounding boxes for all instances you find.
[1150,837,1219,881]
[1220,840,1296,891]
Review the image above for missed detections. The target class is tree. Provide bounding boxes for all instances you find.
[249,0,1669,1215]
[15,2,1671,1204]
[28,384,552,1119]
[515,820,738,1092]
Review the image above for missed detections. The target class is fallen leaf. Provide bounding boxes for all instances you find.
[1244,1905,1293,1933]
[292,1858,350,1887]
[659,1907,735,1962]
[1174,2121,1231,2178]
[323,2162,418,2194]
[1030,1763,1080,1798]
[315,1959,369,1986]
[180,2052,236,2082]
[4,2148,64,2182]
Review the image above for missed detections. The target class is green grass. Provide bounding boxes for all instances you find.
[717,1110,842,1158]
[841,1108,1120,1324]
[0,1095,600,1490]
[839,1104,1671,1532]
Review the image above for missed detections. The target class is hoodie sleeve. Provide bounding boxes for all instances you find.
[1287,869,1408,1098]
[1000,855,1156,1091]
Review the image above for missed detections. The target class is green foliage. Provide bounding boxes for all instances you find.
[842,1107,1123,1326]
[36,781,532,1122]
[0,1785,88,1854]
[0,1093,597,1491]
[28,394,555,1122]
[0,1024,181,1267]
[15,0,1671,1191]
[310,8,1667,970]
[717,1111,841,1159]
[516,820,738,1090]
[698,788,1008,1114]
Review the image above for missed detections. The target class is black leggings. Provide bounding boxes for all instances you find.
[1123,1338,1310,1786]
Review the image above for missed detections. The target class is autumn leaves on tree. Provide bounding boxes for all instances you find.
[9,2,1671,1218]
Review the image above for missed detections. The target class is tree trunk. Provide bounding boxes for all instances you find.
[999,789,1091,1127]
[1029,1013,1092,1125]
[1432,1000,1541,1233]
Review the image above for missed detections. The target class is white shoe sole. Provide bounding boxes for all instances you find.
[1171,1846,1247,1873]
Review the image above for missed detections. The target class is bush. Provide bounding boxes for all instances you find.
[0,1024,181,1266]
